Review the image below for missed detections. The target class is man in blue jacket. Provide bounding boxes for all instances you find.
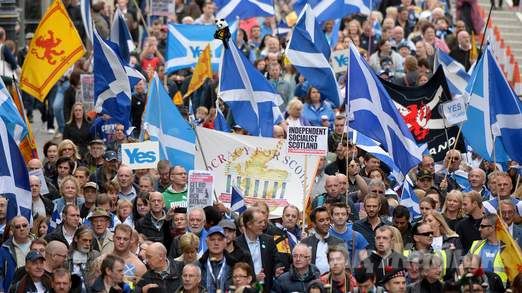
[0,216,33,292]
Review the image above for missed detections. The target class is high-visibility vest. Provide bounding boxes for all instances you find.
[469,240,507,286]
[403,248,449,277]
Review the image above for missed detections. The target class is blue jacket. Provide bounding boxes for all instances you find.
[302,102,335,127]
[0,238,19,292]
[513,224,522,250]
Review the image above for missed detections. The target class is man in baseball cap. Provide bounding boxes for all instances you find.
[10,251,51,292]
[88,208,114,254]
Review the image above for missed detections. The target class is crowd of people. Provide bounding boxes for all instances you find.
[0,0,521,292]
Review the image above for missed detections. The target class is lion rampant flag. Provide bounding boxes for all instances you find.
[20,0,85,102]
[496,215,522,281]
[184,44,212,98]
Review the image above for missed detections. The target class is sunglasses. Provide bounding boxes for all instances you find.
[14,223,28,229]
[416,231,433,237]
[371,190,384,194]
[479,224,492,229]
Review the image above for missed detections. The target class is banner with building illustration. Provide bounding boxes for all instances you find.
[195,127,320,216]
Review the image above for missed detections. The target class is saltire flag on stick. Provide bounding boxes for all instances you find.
[215,0,274,21]
[111,8,136,63]
[293,0,371,23]
[347,42,425,176]
[20,0,85,102]
[231,185,247,214]
[496,215,522,281]
[184,44,212,98]
[8,83,38,161]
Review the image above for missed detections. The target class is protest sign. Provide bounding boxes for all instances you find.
[195,127,320,216]
[440,99,467,126]
[287,126,328,156]
[150,0,175,16]
[331,49,349,74]
[29,169,49,195]
[187,170,214,209]
[121,141,159,170]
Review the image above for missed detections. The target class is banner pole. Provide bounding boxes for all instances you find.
[193,126,219,202]
[129,0,150,38]
[303,154,308,227]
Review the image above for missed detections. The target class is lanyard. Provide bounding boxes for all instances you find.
[207,258,226,289]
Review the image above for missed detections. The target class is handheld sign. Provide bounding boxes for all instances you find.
[187,170,214,209]
[331,49,349,74]
[121,141,160,170]
[29,169,49,195]
[440,99,467,126]
[287,126,328,156]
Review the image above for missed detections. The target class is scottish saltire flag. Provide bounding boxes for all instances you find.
[373,20,382,39]
[276,19,292,36]
[80,0,93,41]
[143,74,196,171]
[0,118,32,223]
[352,130,403,184]
[93,29,144,129]
[215,0,274,21]
[328,19,341,48]
[219,38,280,137]
[434,49,470,97]
[400,176,421,220]
[166,23,237,73]
[215,101,231,133]
[462,46,522,163]
[49,209,61,231]
[294,0,371,22]
[286,5,340,107]
[231,185,247,214]
[0,78,28,144]
[347,43,425,175]
[111,9,136,63]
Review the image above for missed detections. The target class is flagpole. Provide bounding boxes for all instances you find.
[192,125,219,202]
[345,43,353,200]
[129,0,150,38]
[478,5,494,55]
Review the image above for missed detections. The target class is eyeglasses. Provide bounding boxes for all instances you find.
[416,231,433,237]
[371,190,384,194]
[479,224,492,229]
[14,223,28,229]
[233,275,248,279]
[449,157,460,161]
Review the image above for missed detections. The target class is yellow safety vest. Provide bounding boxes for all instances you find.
[469,240,507,286]
[403,248,449,278]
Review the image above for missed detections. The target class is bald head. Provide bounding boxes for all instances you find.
[29,175,41,197]
[27,159,43,170]
[46,241,68,269]
[325,175,340,196]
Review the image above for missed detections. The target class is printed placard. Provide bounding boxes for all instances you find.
[187,170,214,209]
[287,126,328,156]
[121,141,160,169]
[331,49,349,74]
[440,99,467,126]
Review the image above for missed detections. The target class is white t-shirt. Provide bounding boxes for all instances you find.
[34,281,46,293]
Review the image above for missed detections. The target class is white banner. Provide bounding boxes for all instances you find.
[121,141,160,170]
[195,127,320,216]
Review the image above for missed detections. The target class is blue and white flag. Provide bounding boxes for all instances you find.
[347,43,425,176]
[93,29,144,129]
[80,0,93,41]
[166,23,237,73]
[400,176,421,220]
[143,74,196,171]
[462,46,522,163]
[294,0,371,23]
[276,19,292,36]
[328,18,341,48]
[219,38,280,137]
[0,78,27,144]
[286,5,340,107]
[231,185,247,214]
[215,0,274,21]
[434,49,470,97]
[373,20,382,39]
[0,117,32,223]
[111,9,136,63]
[352,130,403,184]
[214,101,231,133]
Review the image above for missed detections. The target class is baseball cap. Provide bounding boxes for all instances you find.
[25,32,34,40]
[26,250,45,262]
[397,42,411,51]
[104,150,118,161]
[320,115,329,120]
[83,182,98,190]
[207,225,226,237]
[417,169,433,180]
[218,219,236,230]
[89,139,104,145]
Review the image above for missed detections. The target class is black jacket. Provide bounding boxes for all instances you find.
[135,259,182,293]
[135,212,173,249]
[44,224,70,248]
[455,215,482,254]
[63,120,93,158]
[360,251,405,285]
[300,233,345,266]
[236,233,283,292]
[8,274,51,293]
[272,264,320,293]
